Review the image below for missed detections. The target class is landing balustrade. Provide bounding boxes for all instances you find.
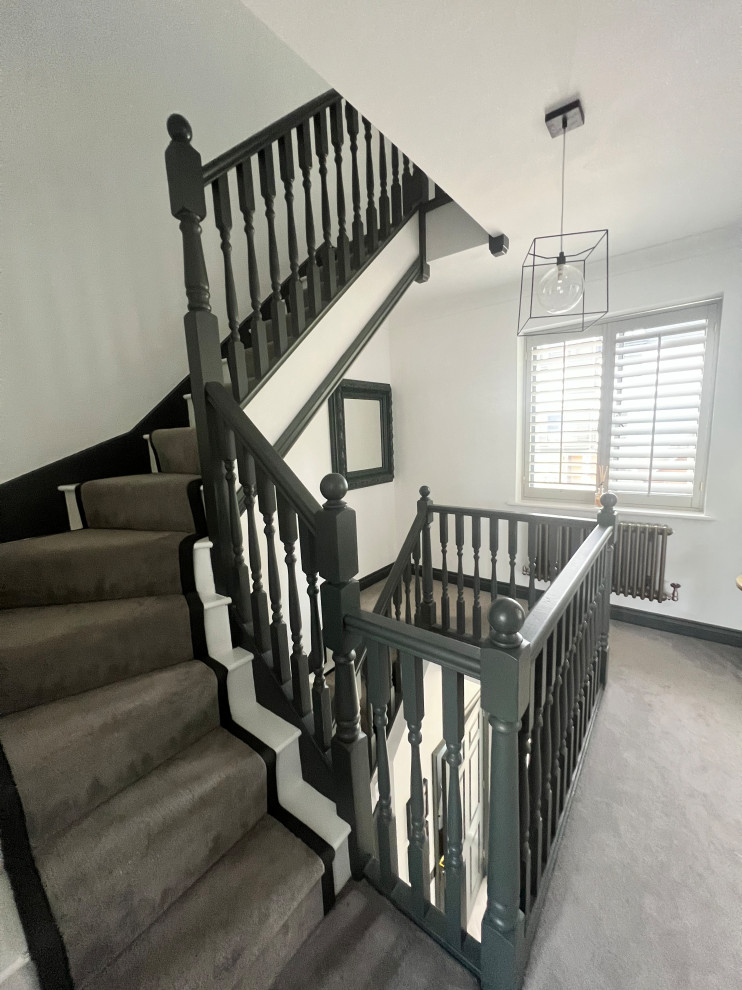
[167,90,617,990]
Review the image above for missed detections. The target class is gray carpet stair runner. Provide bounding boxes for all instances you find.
[1,424,480,990]
[0,426,326,990]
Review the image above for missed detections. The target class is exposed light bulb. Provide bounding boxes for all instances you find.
[536,251,584,315]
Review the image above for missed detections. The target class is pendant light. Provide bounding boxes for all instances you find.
[518,98,609,336]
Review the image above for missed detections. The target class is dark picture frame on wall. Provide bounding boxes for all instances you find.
[328,379,394,489]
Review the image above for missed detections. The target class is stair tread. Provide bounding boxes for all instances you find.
[0,528,192,608]
[85,815,324,990]
[150,427,199,475]
[38,727,267,986]
[81,473,204,533]
[0,661,220,846]
[270,881,480,990]
[0,596,194,715]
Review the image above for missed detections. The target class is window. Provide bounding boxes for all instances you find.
[522,299,721,510]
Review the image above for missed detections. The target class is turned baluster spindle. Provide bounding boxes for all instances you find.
[551,615,565,832]
[277,492,310,717]
[443,667,467,948]
[236,450,271,652]
[402,155,413,214]
[378,133,390,240]
[559,599,573,807]
[345,104,365,270]
[277,130,306,341]
[490,515,499,601]
[418,486,436,628]
[212,174,248,401]
[576,577,589,754]
[541,632,555,859]
[569,581,584,779]
[403,558,413,624]
[256,468,290,684]
[217,426,252,633]
[296,119,322,319]
[518,716,532,917]
[258,144,289,356]
[329,100,351,285]
[528,649,544,894]
[508,519,518,598]
[390,144,402,227]
[527,522,537,609]
[401,649,429,917]
[367,639,398,889]
[412,535,422,623]
[455,512,466,635]
[299,524,331,749]
[440,512,451,631]
[472,515,482,639]
[363,118,379,254]
[236,159,270,379]
[393,578,402,622]
[313,108,337,301]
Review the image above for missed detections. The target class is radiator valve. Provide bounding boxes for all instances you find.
[670,583,681,602]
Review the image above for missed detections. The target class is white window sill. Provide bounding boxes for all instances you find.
[508,500,715,522]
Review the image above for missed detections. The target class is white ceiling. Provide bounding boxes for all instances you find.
[242,0,742,285]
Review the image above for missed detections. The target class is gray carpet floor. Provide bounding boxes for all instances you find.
[523,620,742,990]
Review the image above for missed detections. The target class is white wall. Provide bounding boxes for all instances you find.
[0,0,327,482]
[389,226,742,630]
[285,321,399,579]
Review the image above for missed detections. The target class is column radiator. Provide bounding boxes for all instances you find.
[525,521,678,602]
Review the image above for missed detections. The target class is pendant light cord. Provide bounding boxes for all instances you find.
[560,115,567,253]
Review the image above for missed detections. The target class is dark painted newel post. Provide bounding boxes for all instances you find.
[597,492,617,686]
[165,115,228,594]
[480,598,530,990]
[417,486,436,628]
[315,473,374,876]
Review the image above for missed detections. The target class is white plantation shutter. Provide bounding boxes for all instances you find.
[609,318,710,507]
[523,301,719,510]
[526,335,603,494]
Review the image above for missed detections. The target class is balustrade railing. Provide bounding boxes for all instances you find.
[338,493,617,990]
[166,91,428,406]
[427,503,596,638]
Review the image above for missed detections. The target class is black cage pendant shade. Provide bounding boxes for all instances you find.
[518,99,609,336]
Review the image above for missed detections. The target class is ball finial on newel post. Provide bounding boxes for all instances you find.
[598,490,618,527]
[488,597,526,649]
[320,473,349,508]
[167,114,193,143]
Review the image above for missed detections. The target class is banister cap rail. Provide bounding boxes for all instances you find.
[204,381,321,529]
[345,609,482,680]
[202,89,339,184]
[431,503,597,529]
[522,492,617,656]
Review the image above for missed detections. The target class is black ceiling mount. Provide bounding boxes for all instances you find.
[545,99,584,138]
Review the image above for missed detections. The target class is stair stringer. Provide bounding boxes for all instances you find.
[192,537,352,898]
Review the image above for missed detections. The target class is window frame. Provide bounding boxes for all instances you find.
[520,297,721,512]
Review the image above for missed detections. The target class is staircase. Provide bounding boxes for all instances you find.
[1,88,614,990]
